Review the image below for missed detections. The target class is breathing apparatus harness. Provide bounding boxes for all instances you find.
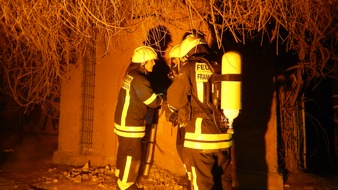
[185,55,232,133]
[167,42,242,134]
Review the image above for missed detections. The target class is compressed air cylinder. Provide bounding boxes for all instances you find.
[221,51,242,123]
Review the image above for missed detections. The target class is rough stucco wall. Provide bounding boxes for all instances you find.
[53,64,83,163]
[91,41,130,166]
[53,37,136,166]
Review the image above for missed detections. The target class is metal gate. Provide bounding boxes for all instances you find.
[80,45,96,156]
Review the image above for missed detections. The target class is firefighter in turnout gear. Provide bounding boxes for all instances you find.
[166,34,233,189]
[114,46,163,190]
[166,43,192,187]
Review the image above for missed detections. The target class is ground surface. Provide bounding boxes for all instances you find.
[0,157,186,190]
[1,132,338,190]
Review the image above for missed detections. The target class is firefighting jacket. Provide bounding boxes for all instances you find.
[114,67,163,138]
[167,57,232,151]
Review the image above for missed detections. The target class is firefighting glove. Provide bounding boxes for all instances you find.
[168,111,178,126]
[158,93,167,101]
[161,101,178,126]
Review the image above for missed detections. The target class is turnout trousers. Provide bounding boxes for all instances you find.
[183,147,232,190]
[116,136,142,190]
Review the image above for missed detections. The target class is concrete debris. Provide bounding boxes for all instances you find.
[98,182,107,188]
[61,161,115,184]
[82,161,90,172]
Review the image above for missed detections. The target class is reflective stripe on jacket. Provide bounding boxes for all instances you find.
[114,123,146,138]
[184,118,232,150]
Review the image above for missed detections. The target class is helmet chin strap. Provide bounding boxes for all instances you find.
[140,62,149,75]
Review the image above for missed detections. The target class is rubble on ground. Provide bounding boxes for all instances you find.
[30,161,189,190]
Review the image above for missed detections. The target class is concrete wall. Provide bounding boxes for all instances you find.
[53,64,85,164]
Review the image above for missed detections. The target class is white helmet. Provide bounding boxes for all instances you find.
[169,44,181,58]
[167,44,183,80]
[179,34,206,57]
[132,46,158,63]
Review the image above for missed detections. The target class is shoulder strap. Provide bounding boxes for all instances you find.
[190,93,213,120]
[191,93,228,133]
